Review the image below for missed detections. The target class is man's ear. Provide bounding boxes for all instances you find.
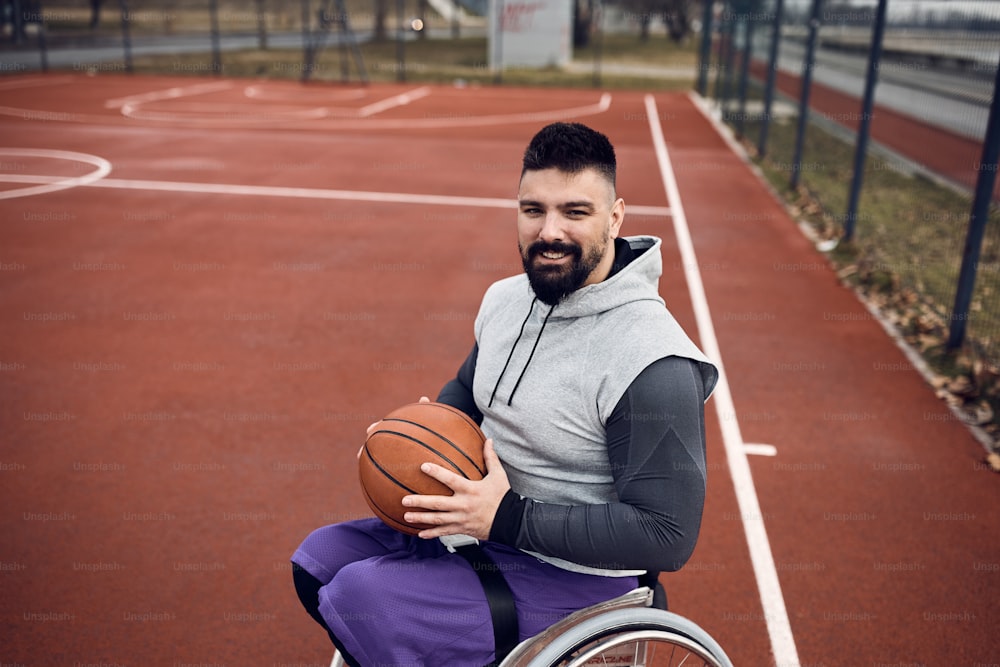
[609,198,625,238]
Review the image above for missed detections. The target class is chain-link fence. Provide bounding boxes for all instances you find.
[699,0,1000,382]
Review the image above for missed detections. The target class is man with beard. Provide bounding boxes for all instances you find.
[291,122,718,667]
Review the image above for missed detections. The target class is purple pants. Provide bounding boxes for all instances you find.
[291,518,638,666]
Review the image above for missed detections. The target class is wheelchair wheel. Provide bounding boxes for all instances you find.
[520,607,734,667]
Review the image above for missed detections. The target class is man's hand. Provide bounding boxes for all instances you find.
[401,438,509,541]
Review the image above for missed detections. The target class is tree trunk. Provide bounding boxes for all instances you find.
[663,1,689,43]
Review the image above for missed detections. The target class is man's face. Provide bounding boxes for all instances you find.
[517,167,625,306]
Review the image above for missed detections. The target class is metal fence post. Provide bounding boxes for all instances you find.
[209,0,222,75]
[301,0,313,82]
[790,0,821,191]
[494,0,505,84]
[396,0,406,82]
[11,0,24,45]
[119,0,133,73]
[948,55,1000,351]
[843,0,888,241]
[696,0,714,96]
[256,0,268,50]
[592,0,603,88]
[712,7,731,103]
[735,15,755,139]
[35,0,49,72]
[720,11,739,120]
[758,0,785,157]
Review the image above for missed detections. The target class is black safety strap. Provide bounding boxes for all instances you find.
[453,543,520,666]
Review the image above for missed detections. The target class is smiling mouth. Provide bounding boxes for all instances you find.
[539,251,568,260]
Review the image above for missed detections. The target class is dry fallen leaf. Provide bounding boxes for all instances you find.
[947,376,975,396]
[971,401,995,425]
[837,265,858,279]
[930,374,950,389]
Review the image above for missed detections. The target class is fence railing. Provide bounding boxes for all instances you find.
[697,0,1000,378]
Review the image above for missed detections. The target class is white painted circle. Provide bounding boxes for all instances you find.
[0,148,111,200]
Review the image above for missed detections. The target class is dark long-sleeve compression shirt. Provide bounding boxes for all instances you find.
[437,346,709,573]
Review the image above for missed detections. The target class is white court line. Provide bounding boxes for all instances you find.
[628,205,672,217]
[121,104,330,123]
[0,148,111,200]
[88,177,516,208]
[744,443,779,457]
[305,92,614,130]
[358,87,432,118]
[0,86,612,130]
[243,84,367,101]
[644,94,801,667]
[0,172,670,216]
[0,76,75,90]
[104,81,235,109]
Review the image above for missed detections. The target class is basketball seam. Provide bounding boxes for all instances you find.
[430,402,481,430]
[362,444,421,494]
[378,419,486,477]
[360,484,423,534]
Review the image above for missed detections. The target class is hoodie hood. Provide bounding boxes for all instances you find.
[545,235,665,320]
[470,233,719,578]
[484,235,665,407]
[475,234,717,409]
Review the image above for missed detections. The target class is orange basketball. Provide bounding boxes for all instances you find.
[359,401,487,535]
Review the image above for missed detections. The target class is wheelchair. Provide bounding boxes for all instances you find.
[329,576,734,667]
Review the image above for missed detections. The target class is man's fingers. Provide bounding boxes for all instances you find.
[417,461,468,490]
[483,438,500,471]
[402,491,446,511]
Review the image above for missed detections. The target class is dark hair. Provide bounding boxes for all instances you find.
[521,122,616,188]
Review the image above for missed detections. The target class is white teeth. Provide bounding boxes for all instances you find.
[541,251,566,259]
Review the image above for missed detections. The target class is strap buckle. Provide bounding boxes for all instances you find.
[439,533,480,553]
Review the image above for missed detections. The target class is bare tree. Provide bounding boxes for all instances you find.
[661,0,692,42]
[620,0,698,43]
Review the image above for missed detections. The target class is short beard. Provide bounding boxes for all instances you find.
[520,239,605,306]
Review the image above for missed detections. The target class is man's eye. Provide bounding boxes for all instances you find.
[567,210,587,217]
[522,208,543,215]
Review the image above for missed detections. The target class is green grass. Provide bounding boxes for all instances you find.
[112,30,697,89]
[40,0,451,35]
[725,91,1000,437]
[121,40,694,90]
[752,113,993,330]
[577,33,700,67]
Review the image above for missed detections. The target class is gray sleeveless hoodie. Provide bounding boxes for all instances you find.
[472,234,718,576]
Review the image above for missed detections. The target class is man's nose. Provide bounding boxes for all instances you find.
[538,211,565,242]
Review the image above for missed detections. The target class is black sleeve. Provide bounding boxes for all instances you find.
[488,355,709,572]
[436,342,483,425]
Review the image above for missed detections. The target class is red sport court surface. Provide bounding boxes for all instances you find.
[0,73,997,666]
